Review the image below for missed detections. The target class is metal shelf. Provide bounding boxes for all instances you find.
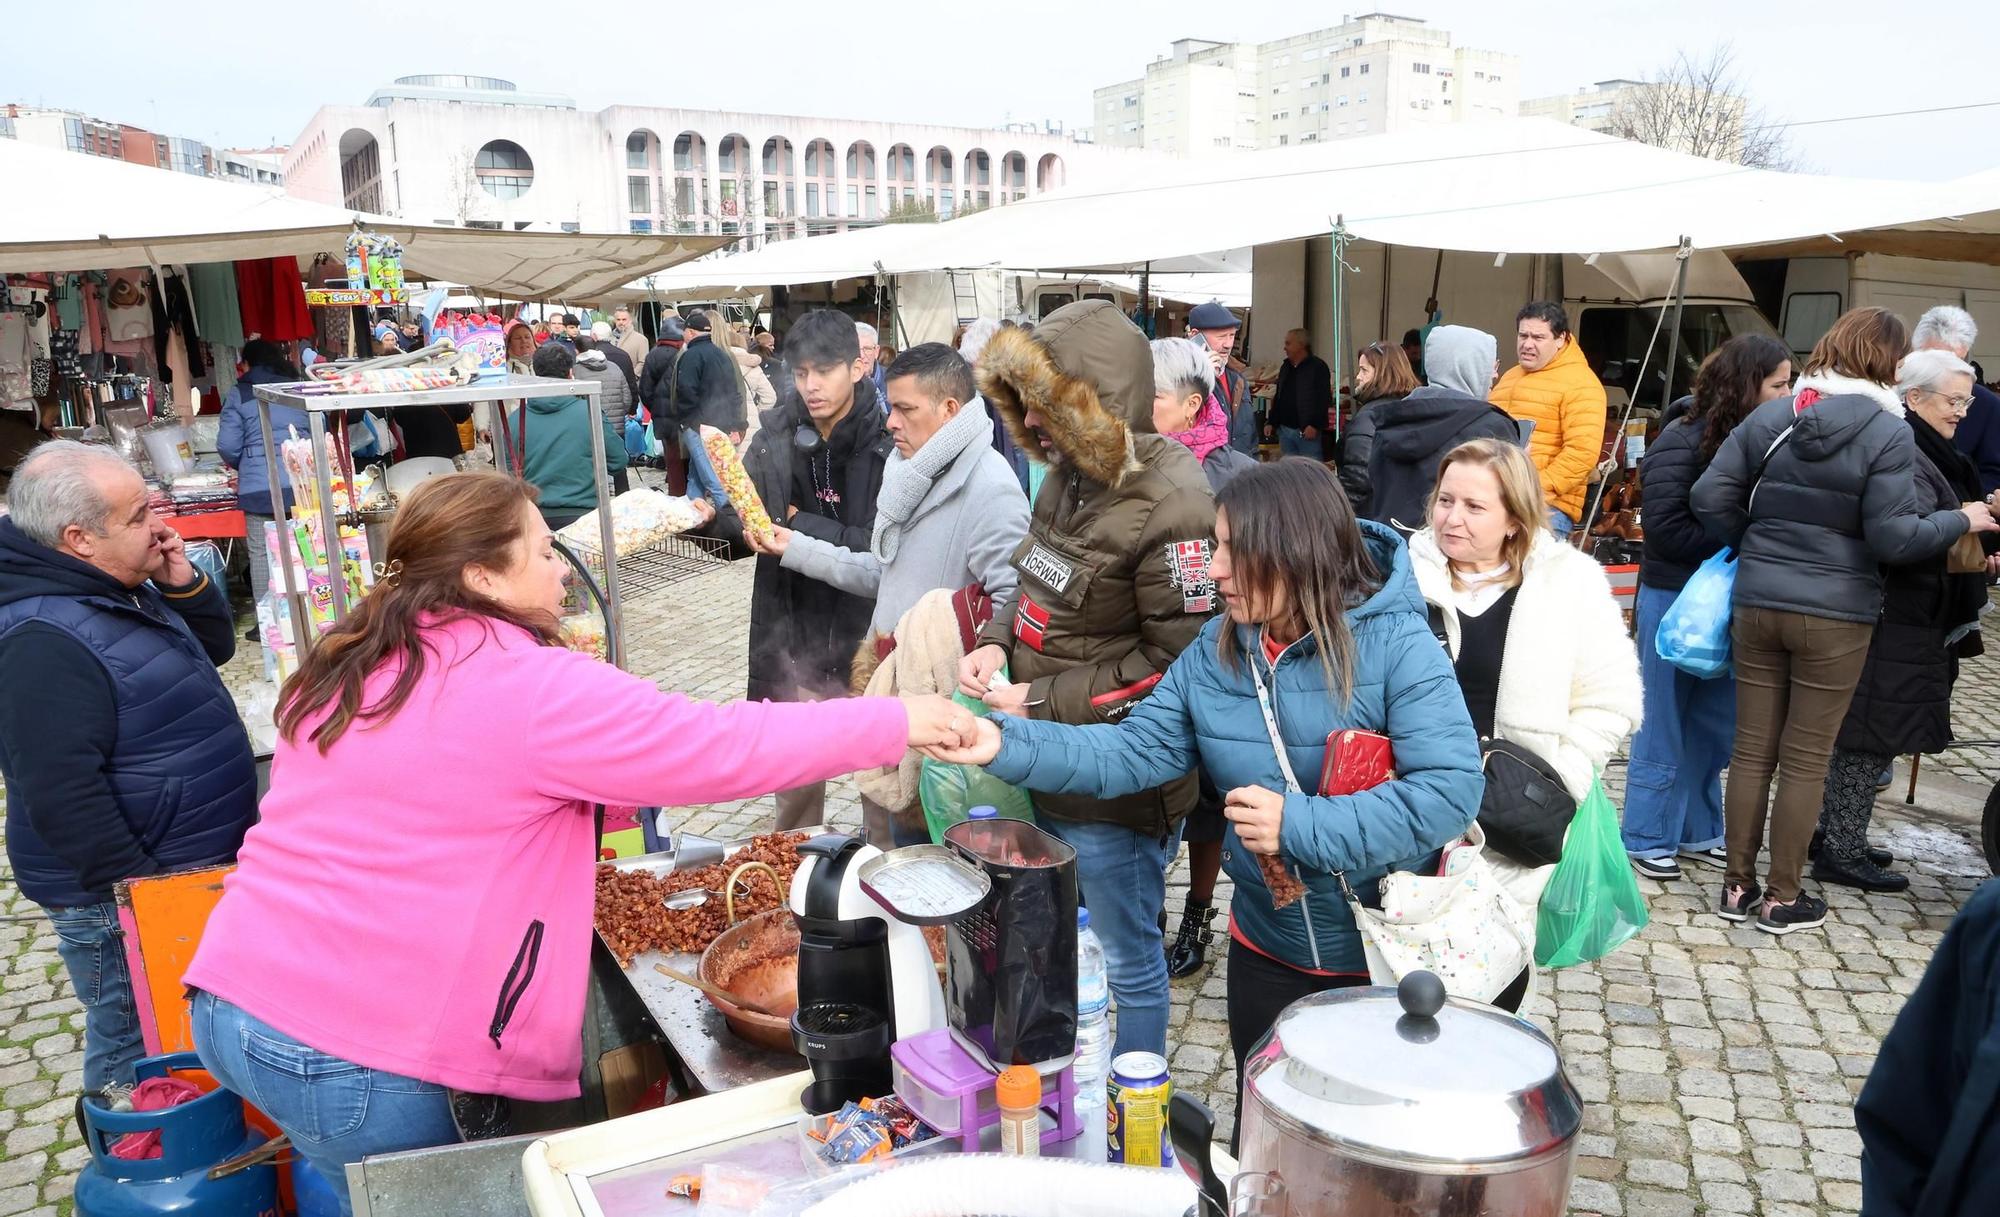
[253,372,597,412]
[249,373,626,668]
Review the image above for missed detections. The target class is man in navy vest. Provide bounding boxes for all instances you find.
[0,441,256,1094]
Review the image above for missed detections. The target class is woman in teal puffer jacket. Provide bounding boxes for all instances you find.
[929,458,1482,1091]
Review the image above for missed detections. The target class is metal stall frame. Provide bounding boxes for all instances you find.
[249,374,626,668]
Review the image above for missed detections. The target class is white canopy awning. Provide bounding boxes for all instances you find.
[0,137,730,298]
[627,120,2000,285]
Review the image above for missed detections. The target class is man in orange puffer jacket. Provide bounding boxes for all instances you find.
[1489,301,1607,537]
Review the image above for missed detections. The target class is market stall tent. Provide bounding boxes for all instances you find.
[857,119,2000,272]
[0,137,730,298]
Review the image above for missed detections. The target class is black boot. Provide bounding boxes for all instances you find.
[1813,852,1910,893]
[1810,830,1893,868]
[1166,898,1216,979]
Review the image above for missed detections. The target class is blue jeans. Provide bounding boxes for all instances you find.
[1039,817,1180,1059]
[1277,427,1318,459]
[680,427,729,507]
[1622,583,1734,859]
[48,903,145,1093]
[1547,508,1575,539]
[191,990,457,1217]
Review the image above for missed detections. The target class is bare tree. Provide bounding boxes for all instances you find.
[1611,45,1799,170]
[445,149,483,225]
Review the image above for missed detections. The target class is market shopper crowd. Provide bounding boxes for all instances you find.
[8,287,2000,1214]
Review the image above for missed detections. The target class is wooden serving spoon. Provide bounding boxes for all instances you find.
[653,962,783,1019]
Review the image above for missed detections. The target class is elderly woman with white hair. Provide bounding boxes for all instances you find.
[1913,304,2000,495]
[1814,347,2000,892]
[1151,337,1259,494]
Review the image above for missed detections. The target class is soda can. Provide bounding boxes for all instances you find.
[1106,1051,1173,1167]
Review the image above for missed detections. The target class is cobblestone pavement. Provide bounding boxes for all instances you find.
[1,540,1994,1215]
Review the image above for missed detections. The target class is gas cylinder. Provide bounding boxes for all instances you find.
[74,1052,278,1217]
[288,1156,342,1217]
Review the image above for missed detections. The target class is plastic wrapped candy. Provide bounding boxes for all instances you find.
[700,425,773,542]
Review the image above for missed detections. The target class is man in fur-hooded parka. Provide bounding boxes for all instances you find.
[973,300,1217,836]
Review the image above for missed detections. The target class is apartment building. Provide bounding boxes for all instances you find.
[0,104,279,184]
[1093,13,1518,153]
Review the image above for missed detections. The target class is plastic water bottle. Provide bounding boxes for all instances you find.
[1073,907,1111,1162]
[967,805,999,821]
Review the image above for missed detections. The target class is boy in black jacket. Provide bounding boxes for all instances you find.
[739,310,894,830]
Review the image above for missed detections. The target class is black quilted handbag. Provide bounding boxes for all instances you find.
[1478,739,1576,867]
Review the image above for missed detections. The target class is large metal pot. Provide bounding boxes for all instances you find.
[1233,972,1581,1217]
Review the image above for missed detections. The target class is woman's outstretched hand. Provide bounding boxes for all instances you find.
[921,718,1003,767]
[902,694,980,750]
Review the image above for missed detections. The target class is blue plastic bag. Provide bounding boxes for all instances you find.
[1655,548,1736,679]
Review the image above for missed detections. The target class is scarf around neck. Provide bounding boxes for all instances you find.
[872,396,993,563]
[1166,394,1232,466]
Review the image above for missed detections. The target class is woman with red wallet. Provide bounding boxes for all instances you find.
[925,458,1484,1104]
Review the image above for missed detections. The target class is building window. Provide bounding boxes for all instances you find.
[475,139,534,199]
[1278,134,1289,146]
[674,178,694,217]
[1299,77,1315,91]
[1337,95,1348,107]
[626,132,649,169]
[629,218,652,233]
[1474,71,1486,80]
[1413,63,1430,74]
[1341,66,1351,78]
[786,184,796,214]
[1359,90,1369,104]
[806,183,821,217]
[1356,117,1368,131]
[674,133,697,171]
[628,176,649,212]
[864,186,878,218]
[763,180,779,215]
[846,186,859,216]
[1359,62,1371,75]
[561,222,580,233]
[1490,74,1502,83]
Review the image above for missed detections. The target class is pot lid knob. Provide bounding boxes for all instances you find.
[1397,970,1446,1020]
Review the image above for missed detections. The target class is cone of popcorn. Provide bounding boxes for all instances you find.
[699,424,774,543]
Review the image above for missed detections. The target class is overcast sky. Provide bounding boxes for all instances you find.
[9,0,1995,179]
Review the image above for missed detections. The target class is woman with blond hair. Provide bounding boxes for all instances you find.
[1693,307,1998,933]
[1407,437,1642,1007]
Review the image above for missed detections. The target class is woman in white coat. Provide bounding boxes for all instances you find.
[1407,437,1643,1007]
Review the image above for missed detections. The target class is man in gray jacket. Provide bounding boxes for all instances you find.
[753,343,1029,842]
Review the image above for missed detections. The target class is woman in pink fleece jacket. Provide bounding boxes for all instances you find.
[183,472,968,1215]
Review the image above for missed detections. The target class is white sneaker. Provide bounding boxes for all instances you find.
[1633,856,1682,880]
[1678,846,1728,869]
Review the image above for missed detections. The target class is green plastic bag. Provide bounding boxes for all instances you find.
[918,691,1034,843]
[1534,777,1649,968]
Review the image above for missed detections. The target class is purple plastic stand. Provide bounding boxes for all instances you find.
[891,1027,1081,1148]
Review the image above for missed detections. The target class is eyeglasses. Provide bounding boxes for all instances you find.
[1919,389,1975,413]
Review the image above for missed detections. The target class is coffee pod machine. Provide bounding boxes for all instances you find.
[788,834,989,1114]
